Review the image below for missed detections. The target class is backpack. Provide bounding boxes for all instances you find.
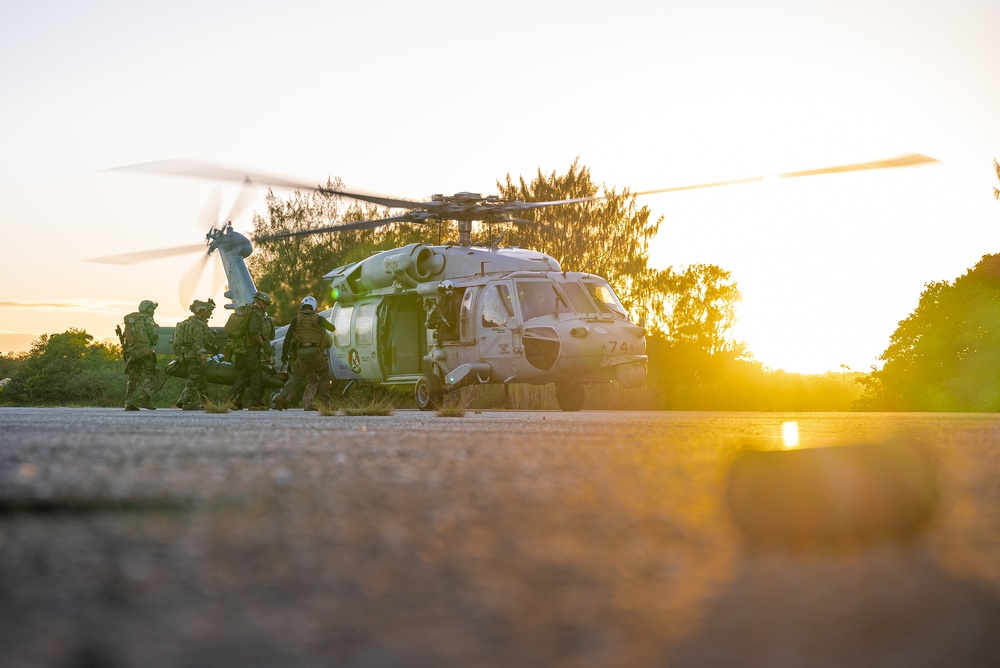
[224,304,252,338]
[172,318,191,356]
[123,312,152,358]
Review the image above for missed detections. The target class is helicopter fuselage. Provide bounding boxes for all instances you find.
[313,244,647,408]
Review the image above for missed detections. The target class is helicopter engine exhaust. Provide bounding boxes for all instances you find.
[359,243,444,290]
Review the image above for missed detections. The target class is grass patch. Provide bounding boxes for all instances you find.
[342,396,396,416]
[436,394,468,418]
[202,398,234,413]
[316,402,339,416]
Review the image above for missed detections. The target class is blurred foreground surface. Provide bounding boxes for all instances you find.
[1,408,999,667]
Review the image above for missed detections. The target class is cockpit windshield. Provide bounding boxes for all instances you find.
[581,279,628,318]
[511,278,628,320]
[515,281,572,321]
[558,281,596,314]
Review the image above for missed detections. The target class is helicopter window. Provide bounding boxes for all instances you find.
[516,281,557,321]
[460,288,476,340]
[481,284,514,328]
[355,302,376,346]
[559,281,597,313]
[334,305,353,347]
[582,280,627,318]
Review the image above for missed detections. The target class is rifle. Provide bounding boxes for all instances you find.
[115,324,129,367]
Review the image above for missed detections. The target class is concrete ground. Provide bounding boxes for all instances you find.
[1,408,999,667]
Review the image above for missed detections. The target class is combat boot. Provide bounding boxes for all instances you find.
[248,404,269,411]
[124,403,140,411]
[136,399,156,410]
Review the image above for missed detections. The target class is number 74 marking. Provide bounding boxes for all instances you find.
[607,341,629,354]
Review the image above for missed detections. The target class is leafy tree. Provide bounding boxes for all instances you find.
[1,330,124,406]
[0,351,27,380]
[661,264,744,355]
[857,254,1000,411]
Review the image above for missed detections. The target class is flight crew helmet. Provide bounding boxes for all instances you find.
[139,299,158,315]
[300,295,318,313]
[253,291,272,306]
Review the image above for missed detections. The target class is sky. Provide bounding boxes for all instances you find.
[2,0,999,374]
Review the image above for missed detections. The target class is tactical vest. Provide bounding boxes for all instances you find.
[294,312,325,348]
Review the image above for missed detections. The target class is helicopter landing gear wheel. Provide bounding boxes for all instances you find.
[415,374,444,411]
[555,382,585,412]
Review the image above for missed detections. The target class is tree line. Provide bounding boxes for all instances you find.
[5,158,994,410]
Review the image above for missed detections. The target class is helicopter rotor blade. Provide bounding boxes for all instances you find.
[195,186,222,230]
[109,159,421,210]
[84,243,209,265]
[253,214,426,243]
[179,252,211,308]
[224,177,257,224]
[513,195,603,211]
[493,216,551,227]
[632,153,939,197]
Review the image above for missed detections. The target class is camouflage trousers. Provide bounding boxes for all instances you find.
[177,359,209,407]
[227,349,264,407]
[125,353,158,405]
[277,347,330,409]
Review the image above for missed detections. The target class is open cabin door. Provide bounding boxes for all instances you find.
[379,294,425,377]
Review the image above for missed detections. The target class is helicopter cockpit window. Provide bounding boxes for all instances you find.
[558,281,596,314]
[481,284,514,328]
[334,305,353,347]
[355,302,376,346]
[516,281,565,321]
[582,280,628,318]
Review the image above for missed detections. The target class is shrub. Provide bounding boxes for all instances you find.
[1,330,126,406]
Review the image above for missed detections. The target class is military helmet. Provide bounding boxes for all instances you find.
[190,298,215,314]
[139,299,158,314]
[254,291,272,305]
[300,295,317,312]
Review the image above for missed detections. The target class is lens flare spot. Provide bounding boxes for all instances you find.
[781,421,799,448]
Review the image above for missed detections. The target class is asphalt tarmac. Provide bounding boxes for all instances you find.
[2,408,999,667]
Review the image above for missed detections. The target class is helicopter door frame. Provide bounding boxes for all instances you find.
[477,280,519,363]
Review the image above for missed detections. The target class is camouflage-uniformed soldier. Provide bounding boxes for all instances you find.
[227,291,274,411]
[175,298,217,410]
[274,295,336,411]
[122,299,160,411]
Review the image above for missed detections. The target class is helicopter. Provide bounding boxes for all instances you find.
[91,153,938,410]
